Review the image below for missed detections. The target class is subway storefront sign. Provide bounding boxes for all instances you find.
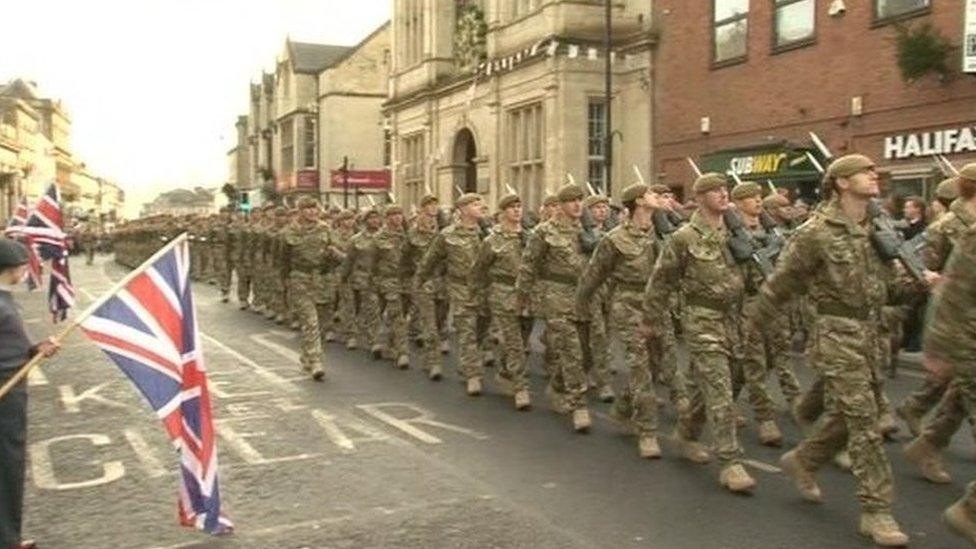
[700,144,825,184]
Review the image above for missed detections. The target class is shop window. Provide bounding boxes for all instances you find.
[508,102,544,210]
[773,0,815,50]
[280,118,294,176]
[587,100,607,193]
[874,0,930,23]
[713,0,749,65]
[302,117,316,169]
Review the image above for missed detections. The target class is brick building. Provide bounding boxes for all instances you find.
[652,0,976,202]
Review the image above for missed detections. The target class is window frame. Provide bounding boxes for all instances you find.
[586,99,607,193]
[302,116,316,169]
[771,0,817,54]
[871,0,932,27]
[711,0,750,69]
[280,118,295,176]
[507,102,545,210]
[399,132,425,206]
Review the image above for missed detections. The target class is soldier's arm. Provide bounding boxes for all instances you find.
[340,237,357,282]
[417,232,446,283]
[578,237,616,305]
[923,225,949,272]
[754,226,819,325]
[643,234,685,326]
[515,228,547,299]
[400,235,417,278]
[472,238,494,295]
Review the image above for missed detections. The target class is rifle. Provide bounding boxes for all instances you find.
[686,157,703,178]
[723,209,775,280]
[933,154,960,176]
[866,199,927,282]
[651,209,676,242]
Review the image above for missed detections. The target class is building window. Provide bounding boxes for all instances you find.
[400,133,425,206]
[401,0,424,66]
[512,0,537,18]
[281,119,294,176]
[508,102,544,210]
[303,117,316,169]
[383,128,392,169]
[713,0,749,65]
[587,100,606,193]
[774,0,815,49]
[875,0,930,22]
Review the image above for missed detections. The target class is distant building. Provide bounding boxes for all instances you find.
[141,187,216,217]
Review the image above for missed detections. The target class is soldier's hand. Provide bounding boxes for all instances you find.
[35,337,60,358]
[922,269,943,288]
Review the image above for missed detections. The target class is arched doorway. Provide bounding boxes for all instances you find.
[452,128,478,197]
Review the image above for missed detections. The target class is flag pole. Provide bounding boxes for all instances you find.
[0,233,189,402]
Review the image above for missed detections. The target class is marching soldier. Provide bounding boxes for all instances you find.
[234,207,261,310]
[645,173,756,494]
[332,210,359,347]
[518,184,592,432]
[342,208,382,355]
[211,207,234,303]
[373,205,410,369]
[403,194,447,379]
[580,194,615,402]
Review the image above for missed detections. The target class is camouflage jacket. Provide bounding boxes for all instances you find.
[579,220,657,312]
[924,226,976,366]
[473,225,524,314]
[517,216,585,319]
[283,220,341,274]
[924,198,976,272]
[403,216,443,289]
[373,227,407,292]
[644,210,744,326]
[342,228,380,289]
[418,223,481,309]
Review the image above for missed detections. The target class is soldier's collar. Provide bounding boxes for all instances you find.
[950,199,976,227]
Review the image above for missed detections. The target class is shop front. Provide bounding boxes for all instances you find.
[699,142,826,203]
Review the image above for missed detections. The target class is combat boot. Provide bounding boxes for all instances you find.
[903,437,952,484]
[466,377,483,396]
[572,408,592,433]
[221,293,229,303]
[311,366,325,382]
[514,390,531,411]
[779,449,824,503]
[719,464,756,494]
[239,303,249,311]
[428,363,443,381]
[878,412,900,439]
[440,340,451,355]
[858,512,909,547]
[370,345,383,360]
[546,385,571,415]
[324,331,336,343]
[895,402,922,437]
[346,337,359,350]
[944,500,976,545]
[638,435,661,459]
[674,431,711,464]
[758,420,783,447]
[791,400,813,432]
[597,385,615,403]
[833,449,852,471]
[395,355,410,370]
[493,372,514,395]
[734,410,748,428]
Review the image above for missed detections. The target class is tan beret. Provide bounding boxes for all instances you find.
[762,194,790,209]
[420,193,439,207]
[827,154,875,179]
[960,163,976,183]
[730,181,762,200]
[274,206,287,216]
[497,193,521,210]
[557,184,585,202]
[296,196,320,209]
[650,184,671,195]
[543,194,559,207]
[583,195,610,208]
[338,209,356,220]
[455,193,483,208]
[693,172,728,194]
[384,204,404,216]
[263,203,277,211]
[935,177,959,201]
[620,183,650,204]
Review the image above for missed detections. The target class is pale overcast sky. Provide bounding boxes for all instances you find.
[0,0,389,217]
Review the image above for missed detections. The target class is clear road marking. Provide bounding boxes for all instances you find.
[30,434,126,491]
[58,381,131,413]
[201,332,298,390]
[215,418,320,465]
[899,369,926,380]
[27,366,49,386]
[311,409,392,452]
[123,428,168,478]
[743,459,781,474]
[356,402,489,444]
[249,331,302,364]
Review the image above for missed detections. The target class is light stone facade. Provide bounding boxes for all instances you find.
[385,0,654,210]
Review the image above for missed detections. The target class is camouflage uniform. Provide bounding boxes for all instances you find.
[332,215,358,344]
[233,213,257,308]
[403,213,445,374]
[645,209,746,470]
[342,221,381,351]
[211,214,234,300]
[373,216,409,365]
[755,197,915,515]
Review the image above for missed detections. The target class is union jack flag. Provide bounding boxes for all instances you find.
[79,234,233,535]
[24,183,69,260]
[4,197,43,290]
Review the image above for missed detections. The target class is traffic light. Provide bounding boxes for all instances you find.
[240,191,252,213]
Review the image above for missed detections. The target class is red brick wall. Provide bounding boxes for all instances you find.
[652,0,976,194]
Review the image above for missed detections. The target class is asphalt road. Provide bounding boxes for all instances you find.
[14,255,975,548]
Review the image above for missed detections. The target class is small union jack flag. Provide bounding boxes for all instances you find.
[4,197,43,290]
[24,183,69,260]
[79,235,233,534]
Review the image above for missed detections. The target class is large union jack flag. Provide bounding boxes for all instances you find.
[79,235,232,534]
[24,183,69,260]
[4,197,43,290]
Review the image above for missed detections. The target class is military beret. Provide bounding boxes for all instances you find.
[542,194,559,207]
[420,194,439,207]
[384,204,403,216]
[731,181,762,200]
[762,194,790,209]
[0,238,29,269]
[296,197,320,209]
[455,193,483,208]
[693,172,728,194]
[274,206,287,215]
[620,183,649,204]
[935,177,959,201]
[827,154,875,179]
[497,193,521,210]
[263,203,276,211]
[650,184,671,195]
[583,195,610,208]
[557,184,585,202]
[960,163,976,183]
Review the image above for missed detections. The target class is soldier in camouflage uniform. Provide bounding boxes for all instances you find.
[419,193,486,395]
[579,183,671,458]
[332,210,359,347]
[531,193,560,379]
[282,197,344,380]
[403,194,446,379]
[373,205,410,369]
[342,208,382,354]
[755,155,916,546]
[211,207,235,303]
[253,204,277,317]
[474,193,530,410]
[234,207,261,310]
[903,165,976,486]
[270,207,292,324]
[645,173,756,494]
[729,182,784,447]
[518,184,592,432]
[580,194,615,402]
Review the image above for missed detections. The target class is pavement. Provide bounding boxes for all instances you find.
[14,255,976,549]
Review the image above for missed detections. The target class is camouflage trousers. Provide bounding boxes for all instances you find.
[253,259,271,312]
[289,272,324,373]
[920,370,976,450]
[793,317,893,513]
[236,258,253,305]
[411,289,442,373]
[354,287,381,349]
[583,294,613,390]
[453,307,483,381]
[677,306,743,467]
[765,309,802,404]
[213,250,232,296]
[377,286,408,360]
[491,311,528,391]
[546,317,587,410]
[610,298,660,436]
[319,280,339,336]
[275,270,289,320]
[337,284,356,342]
[732,299,780,423]
[900,376,949,420]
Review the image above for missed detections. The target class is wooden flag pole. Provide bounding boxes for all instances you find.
[0,233,188,402]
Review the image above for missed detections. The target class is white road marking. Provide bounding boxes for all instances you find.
[30,434,126,490]
[215,418,320,465]
[249,332,302,364]
[743,459,781,474]
[58,382,131,413]
[311,409,392,452]
[123,428,168,478]
[27,366,49,386]
[356,402,489,444]
[201,333,298,390]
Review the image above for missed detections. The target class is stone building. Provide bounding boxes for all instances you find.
[247,72,277,199]
[384,0,654,210]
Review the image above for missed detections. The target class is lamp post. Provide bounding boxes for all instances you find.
[603,0,613,196]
